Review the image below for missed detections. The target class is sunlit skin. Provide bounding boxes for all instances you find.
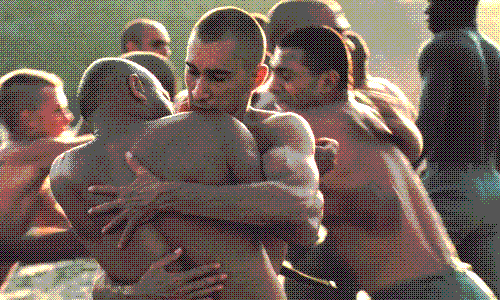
[140,25,172,59]
[268,45,456,294]
[185,37,260,118]
[268,47,323,111]
[12,86,74,141]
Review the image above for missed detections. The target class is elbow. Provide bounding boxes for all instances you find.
[289,189,324,248]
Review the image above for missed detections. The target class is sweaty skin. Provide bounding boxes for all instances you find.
[288,95,457,293]
[51,111,291,300]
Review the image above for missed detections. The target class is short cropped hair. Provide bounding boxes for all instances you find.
[121,19,165,53]
[77,57,153,120]
[267,0,351,52]
[0,69,63,132]
[191,6,266,69]
[121,51,179,99]
[279,26,352,91]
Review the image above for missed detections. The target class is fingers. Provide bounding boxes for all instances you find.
[148,248,183,271]
[179,263,221,284]
[180,273,227,295]
[101,209,131,234]
[87,201,122,215]
[87,185,120,196]
[125,152,154,178]
[118,213,145,249]
[184,283,224,299]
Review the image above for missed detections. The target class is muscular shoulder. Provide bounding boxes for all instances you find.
[49,141,95,188]
[246,108,315,154]
[342,96,392,141]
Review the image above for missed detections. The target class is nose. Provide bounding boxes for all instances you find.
[191,76,211,102]
[268,73,282,95]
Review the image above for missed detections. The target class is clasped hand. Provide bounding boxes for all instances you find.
[88,151,180,249]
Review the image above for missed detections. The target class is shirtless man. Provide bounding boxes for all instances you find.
[342,30,422,163]
[265,0,423,164]
[121,18,172,59]
[269,26,496,300]
[52,7,322,300]
[0,69,95,285]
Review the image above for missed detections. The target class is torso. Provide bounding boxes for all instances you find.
[286,97,454,292]
[51,112,287,300]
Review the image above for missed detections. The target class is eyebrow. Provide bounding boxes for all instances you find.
[185,62,233,76]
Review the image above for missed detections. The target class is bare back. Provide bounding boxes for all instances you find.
[50,112,286,300]
[293,98,456,293]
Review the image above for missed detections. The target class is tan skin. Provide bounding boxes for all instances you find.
[89,46,461,295]
[0,85,93,283]
[86,36,323,299]
[267,46,460,293]
[126,24,172,59]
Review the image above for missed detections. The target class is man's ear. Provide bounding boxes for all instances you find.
[252,64,269,90]
[125,41,140,53]
[128,74,147,104]
[318,70,340,95]
[20,110,37,127]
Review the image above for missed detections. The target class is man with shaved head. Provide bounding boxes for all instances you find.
[268,26,496,299]
[121,18,171,59]
[266,0,423,163]
[53,6,322,300]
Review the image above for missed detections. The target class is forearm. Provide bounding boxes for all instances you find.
[159,181,322,246]
[162,181,292,225]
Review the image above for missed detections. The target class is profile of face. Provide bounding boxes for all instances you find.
[184,37,257,115]
[27,86,74,138]
[140,25,172,59]
[268,46,322,110]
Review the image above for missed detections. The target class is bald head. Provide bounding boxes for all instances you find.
[121,19,171,58]
[190,6,266,69]
[121,51,179,100]
[77,57,162,120]
[267,0,351,52]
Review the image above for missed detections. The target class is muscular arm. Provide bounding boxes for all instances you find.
[144,113,322,247]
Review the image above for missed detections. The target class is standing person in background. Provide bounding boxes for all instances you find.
[416,0,500,295]
[121,18,172,59]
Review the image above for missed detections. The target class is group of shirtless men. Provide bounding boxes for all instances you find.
[0,0,498,299]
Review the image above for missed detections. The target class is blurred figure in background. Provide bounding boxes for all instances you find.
[416,0,500,295]
[121,18,172,59]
